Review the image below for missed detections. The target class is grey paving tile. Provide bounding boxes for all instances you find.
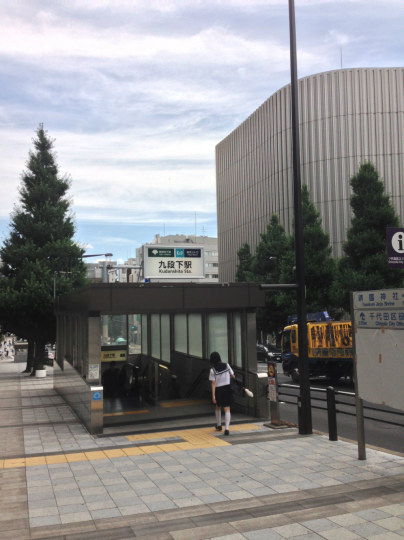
[60,510,92,524]
[28,506,59,518]
[355,508,392,521]
[29,514,61,528]
[200,493,229,503]
[119,503,150,516]
[58,503,88,515]
[300,518,340,533]
[90,507,121,520]
[348,521,390,537]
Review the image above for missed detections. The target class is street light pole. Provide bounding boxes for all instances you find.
[288,0,312,434]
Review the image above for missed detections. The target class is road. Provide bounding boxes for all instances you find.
[259,361,404,455]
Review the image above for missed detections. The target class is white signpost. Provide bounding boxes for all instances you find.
[143,245,205,280]
[351,288,404,459]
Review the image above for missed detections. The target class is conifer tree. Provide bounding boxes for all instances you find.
[235,243,253,282]
[332,162,404,311]
[250,215,294,336]
[301,184,336,312]
[0,125,87,372]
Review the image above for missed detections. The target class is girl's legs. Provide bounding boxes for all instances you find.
[215,405,222,429]
[224,406,231,433]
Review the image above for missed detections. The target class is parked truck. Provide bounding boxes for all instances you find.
[282,316,353,383]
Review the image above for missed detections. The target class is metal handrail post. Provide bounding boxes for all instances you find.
[326,386,338,441]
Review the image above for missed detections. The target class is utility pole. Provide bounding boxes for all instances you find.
[288,0,312,434]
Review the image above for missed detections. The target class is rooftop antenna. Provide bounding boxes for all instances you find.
[340,48,343,69]
[194,212,197,237]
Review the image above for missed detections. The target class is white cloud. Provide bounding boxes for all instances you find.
[0,0,402,259]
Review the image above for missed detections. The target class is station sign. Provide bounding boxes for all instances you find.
[352,288,404,412]
[143,245,205,279]
[353,289,404,329]
[387,227,404,268]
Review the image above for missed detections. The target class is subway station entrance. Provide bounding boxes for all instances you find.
[54,282,267,434]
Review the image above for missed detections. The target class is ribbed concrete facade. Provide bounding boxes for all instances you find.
[216,68,404,283]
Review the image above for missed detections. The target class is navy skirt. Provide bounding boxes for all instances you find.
[215,384,233,407]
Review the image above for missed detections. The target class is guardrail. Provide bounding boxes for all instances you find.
[278,383,404,441]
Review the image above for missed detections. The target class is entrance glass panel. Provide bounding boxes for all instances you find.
[161,314,170,363]
[151,314,161,359]
[128,314,141,354]
[233,313,242,367]
[208,313,228,360]
[174,314,187,353]
[188,314,202,357]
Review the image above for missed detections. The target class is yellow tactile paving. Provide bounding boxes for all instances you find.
[103,448,126,458]
[65,452,88,462]
[171,442,196,450]
[25,456,47,466]
[2,423,262,469]
[85,450,108,461]
[46,454,67,464]
[156,443,183,452]
[4,458,26,468]
[123,446,145,456]
[140,445,164,454]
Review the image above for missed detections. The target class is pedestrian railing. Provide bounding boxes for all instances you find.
[278,383,404,441]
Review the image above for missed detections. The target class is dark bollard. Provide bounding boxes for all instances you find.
[327,386,338,441]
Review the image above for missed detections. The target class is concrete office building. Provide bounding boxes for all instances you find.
[216,68,404,283]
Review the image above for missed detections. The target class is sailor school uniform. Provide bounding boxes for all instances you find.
[209,362,234,407]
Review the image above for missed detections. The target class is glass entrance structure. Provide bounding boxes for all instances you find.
[54,282,267,433]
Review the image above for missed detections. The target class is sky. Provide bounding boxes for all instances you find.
[0,0,403,263]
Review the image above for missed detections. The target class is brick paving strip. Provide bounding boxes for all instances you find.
[1,359,404,540]
[7,474,404,539]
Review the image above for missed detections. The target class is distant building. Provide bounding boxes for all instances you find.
[216,67,404,282]
[86,259,117,283]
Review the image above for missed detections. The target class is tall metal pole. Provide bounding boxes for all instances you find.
[288,0,312,434]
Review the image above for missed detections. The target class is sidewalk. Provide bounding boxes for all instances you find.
[1,357,404,540]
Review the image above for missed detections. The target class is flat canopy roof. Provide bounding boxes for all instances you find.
[56,282,266,315]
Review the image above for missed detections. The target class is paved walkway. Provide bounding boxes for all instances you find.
[1,356,404,539]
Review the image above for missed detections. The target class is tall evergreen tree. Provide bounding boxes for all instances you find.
[301,184,336,312]
[270,185,336,322]
[237,185,337,338]
[235,243,253,282]
[332,162,404,311]
[0,125,87,372]
[250,215,294,337]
